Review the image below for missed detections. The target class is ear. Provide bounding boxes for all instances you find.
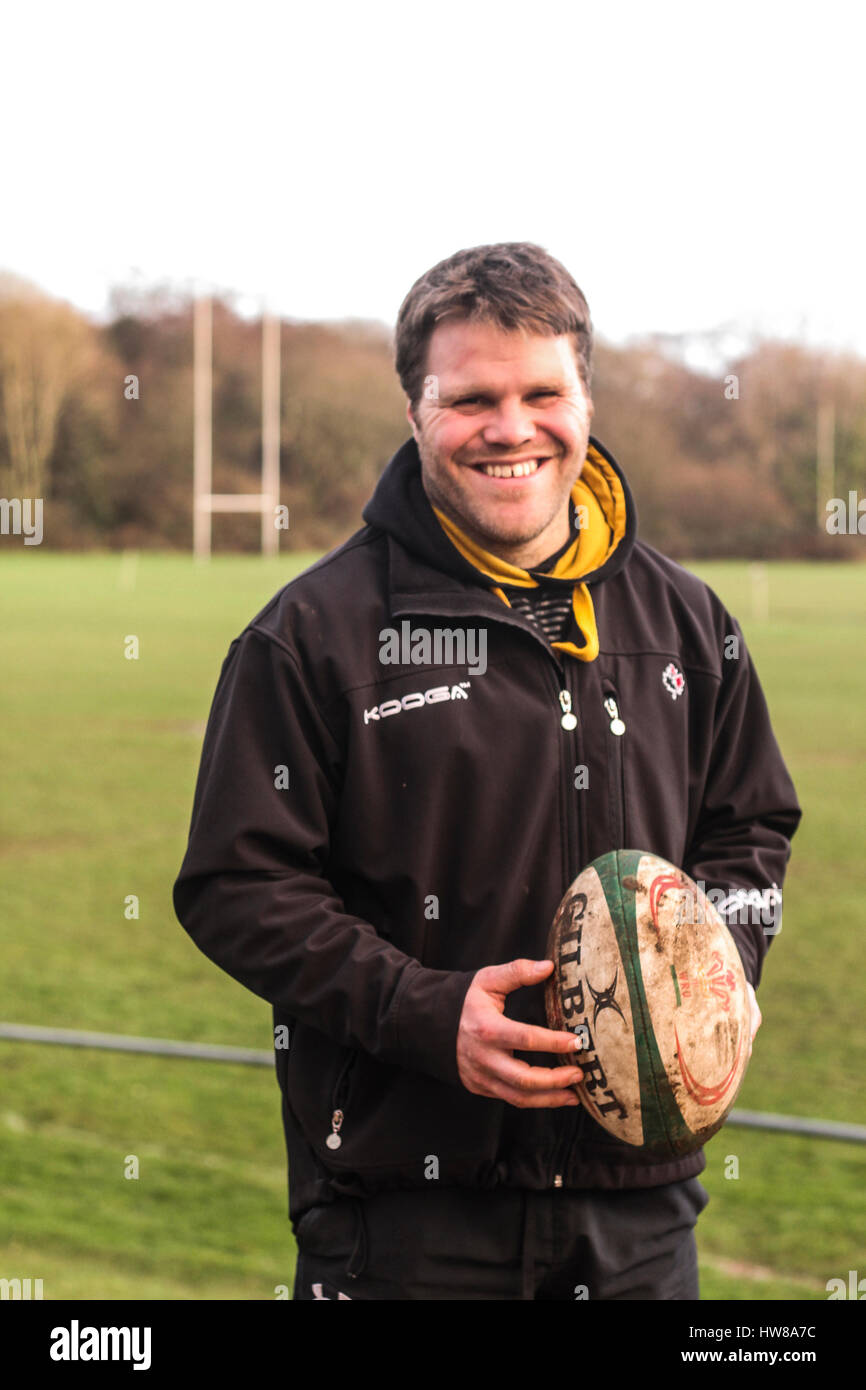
[407,399,420,442]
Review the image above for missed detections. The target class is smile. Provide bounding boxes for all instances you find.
[468,457,551,479]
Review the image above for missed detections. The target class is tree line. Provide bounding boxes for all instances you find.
[1,272,864,557]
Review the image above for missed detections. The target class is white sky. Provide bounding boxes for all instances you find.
[4,0,865,361]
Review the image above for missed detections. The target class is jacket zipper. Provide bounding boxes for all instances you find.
[602,685,627,846]
[325,1051,358,1151]
[554,683,627,1187]
[552,666,585,1188]
[374,602,588,1188]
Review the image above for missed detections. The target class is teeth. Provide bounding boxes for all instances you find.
[482,459,540,478]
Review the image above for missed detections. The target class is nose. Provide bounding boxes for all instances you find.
[481,397,537,450]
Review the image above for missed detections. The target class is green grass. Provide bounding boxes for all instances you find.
[1,552,864,1300]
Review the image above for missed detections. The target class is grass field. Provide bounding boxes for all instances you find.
[1,552,864,1301]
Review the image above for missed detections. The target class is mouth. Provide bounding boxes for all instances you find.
[465,456,552,480]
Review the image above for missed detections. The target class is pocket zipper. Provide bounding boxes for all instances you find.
[326,1110,344,1151]
[325,1052,357,1152]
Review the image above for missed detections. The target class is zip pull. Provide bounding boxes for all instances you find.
[326,1109,344,1150]
[559,690,577,731]
[603,695,626,736]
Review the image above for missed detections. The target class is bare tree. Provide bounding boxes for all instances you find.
[0,273,97,496]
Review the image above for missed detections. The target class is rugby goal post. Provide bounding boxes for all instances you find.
[193,294,281,559]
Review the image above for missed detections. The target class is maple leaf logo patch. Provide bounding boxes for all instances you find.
[662,662,685,700]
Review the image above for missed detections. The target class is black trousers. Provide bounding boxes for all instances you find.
[292,1177,709,1301]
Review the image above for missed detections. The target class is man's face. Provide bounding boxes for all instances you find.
[407,317,594,569]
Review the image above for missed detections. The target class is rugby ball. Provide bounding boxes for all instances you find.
[545,849,751,1159]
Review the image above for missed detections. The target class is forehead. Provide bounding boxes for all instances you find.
[425,317,579,388]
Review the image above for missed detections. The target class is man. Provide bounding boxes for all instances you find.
[173,242,800,1300]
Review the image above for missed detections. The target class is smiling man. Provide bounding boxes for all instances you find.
[410,318,594,568]
[174,242,800,1300]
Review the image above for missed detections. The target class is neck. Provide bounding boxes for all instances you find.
[457,508,572,571]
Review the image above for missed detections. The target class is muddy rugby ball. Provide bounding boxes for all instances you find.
[545,849,751,1159]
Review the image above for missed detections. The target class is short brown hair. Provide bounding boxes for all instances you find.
[394,242,593,413]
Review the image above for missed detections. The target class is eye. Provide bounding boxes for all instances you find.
[451,390,559,408]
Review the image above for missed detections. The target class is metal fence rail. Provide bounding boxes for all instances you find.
[2,1021,865,1143]
[722,1109,866,1144]
[0,1022,271,1067]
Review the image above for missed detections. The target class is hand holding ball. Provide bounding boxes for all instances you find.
[545,850,752,1158]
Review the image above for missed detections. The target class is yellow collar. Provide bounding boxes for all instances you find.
[432,443,627,662]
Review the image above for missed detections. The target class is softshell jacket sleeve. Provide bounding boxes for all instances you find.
[173,626,475,1087]
[684,617,801,988]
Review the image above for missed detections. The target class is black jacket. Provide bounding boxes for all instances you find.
[173,436,801,1225]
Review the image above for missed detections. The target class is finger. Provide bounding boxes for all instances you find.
[465,1062,583,1107]
[489,1082,582,1109]
[480,1017,587,1056]
[480,958,554,996]
[486,1055,584,1093]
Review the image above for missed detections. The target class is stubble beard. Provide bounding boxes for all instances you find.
[416,434,582,566]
